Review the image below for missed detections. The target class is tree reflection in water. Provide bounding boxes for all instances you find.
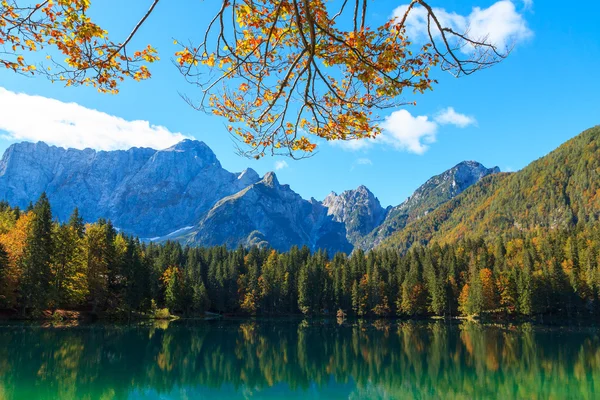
[0,320,598,399]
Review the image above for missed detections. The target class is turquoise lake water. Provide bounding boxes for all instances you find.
[0,319,598,399]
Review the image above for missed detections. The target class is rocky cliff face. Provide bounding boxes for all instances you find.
[0,141,499,253]
[322,185,389,246]
[184,172,352,254]
[0,140,260,237]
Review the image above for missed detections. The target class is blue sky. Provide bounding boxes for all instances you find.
[0,0,599,207]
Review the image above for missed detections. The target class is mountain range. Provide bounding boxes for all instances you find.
[0,139,501,253]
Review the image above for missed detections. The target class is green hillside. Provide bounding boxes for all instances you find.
[382,126,600,251]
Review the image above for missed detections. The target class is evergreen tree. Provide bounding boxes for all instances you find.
[68,208,85,239]
[462,256,483,316]
[399,254,426,316]
[122,237,150,315]
[52,222,88,308]
[191,280,210,314]
[164,266,183,313]
[517,249,534,316]
[21,193,53,312]
[298,264,311,315]
[0,243,10,307]
[86,223,109,313]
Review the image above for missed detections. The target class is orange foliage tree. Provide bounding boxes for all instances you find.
[0,212,32,307]
[1,0,506,157]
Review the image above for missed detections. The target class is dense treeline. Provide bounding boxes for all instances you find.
[2,193,600,318]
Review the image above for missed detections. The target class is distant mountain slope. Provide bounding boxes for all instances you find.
[362,161,499,249]
[322,185,389,247]
[381,126,600,251]
[0,140,260,237]
[170,172,352,253]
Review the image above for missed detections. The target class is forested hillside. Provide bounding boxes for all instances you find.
[362,161,499,249]
[382,126,600,251]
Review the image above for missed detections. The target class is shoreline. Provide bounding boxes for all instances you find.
[1,308,598,327]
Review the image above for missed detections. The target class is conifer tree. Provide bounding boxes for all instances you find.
[0,243,10,307]
[517,249,534,316]
[52,222,88,308]
[86,223,110,313]
[461,256,483,316]
[68,208,85,239]
[21,193,53,313]
[298,264,311,315]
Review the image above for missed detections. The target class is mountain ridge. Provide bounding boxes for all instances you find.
[0,139,500,253]
[360,160,500,249]
[380,125,600,251]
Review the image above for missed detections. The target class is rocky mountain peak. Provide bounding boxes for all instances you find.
[360,160,500,250]
[169,138,209,151]
[323,191,337,203]
[262,171,279,187]
[453,160,500,175]
[322,185,387,245]
[237,168,261,187]
[156,139,219,167]
[444,161,501,193]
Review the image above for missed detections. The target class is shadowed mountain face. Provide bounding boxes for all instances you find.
[0,139,499,253]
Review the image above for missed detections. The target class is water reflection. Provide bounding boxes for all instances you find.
[0,320,598,399]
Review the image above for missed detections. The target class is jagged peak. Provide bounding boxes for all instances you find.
[238,168,260,182]
[323,191,338,202]
[165,139,211,152]
[5,141,164,155]
[455,160,483,167]
[339,184,375,199]
[6,141,55,152]
[261,171,279,187]
[453,160,500,174]
[354,184,374,195]
[153,139,220,167]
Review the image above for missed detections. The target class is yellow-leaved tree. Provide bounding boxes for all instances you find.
[1,0,506,157]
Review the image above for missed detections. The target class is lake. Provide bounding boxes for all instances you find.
[0,319,598,399]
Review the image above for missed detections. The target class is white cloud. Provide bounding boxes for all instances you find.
[350,157,373,171]
[0,87,190,151]
[522,0,533,10]
[379,110,438,154]
[333,107,475,155]
[330,138,375,151]
[435,107,477,128]
[392,1,532,52]
[274,160,289,170]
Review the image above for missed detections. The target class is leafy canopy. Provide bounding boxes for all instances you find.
[1,0,505,157]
